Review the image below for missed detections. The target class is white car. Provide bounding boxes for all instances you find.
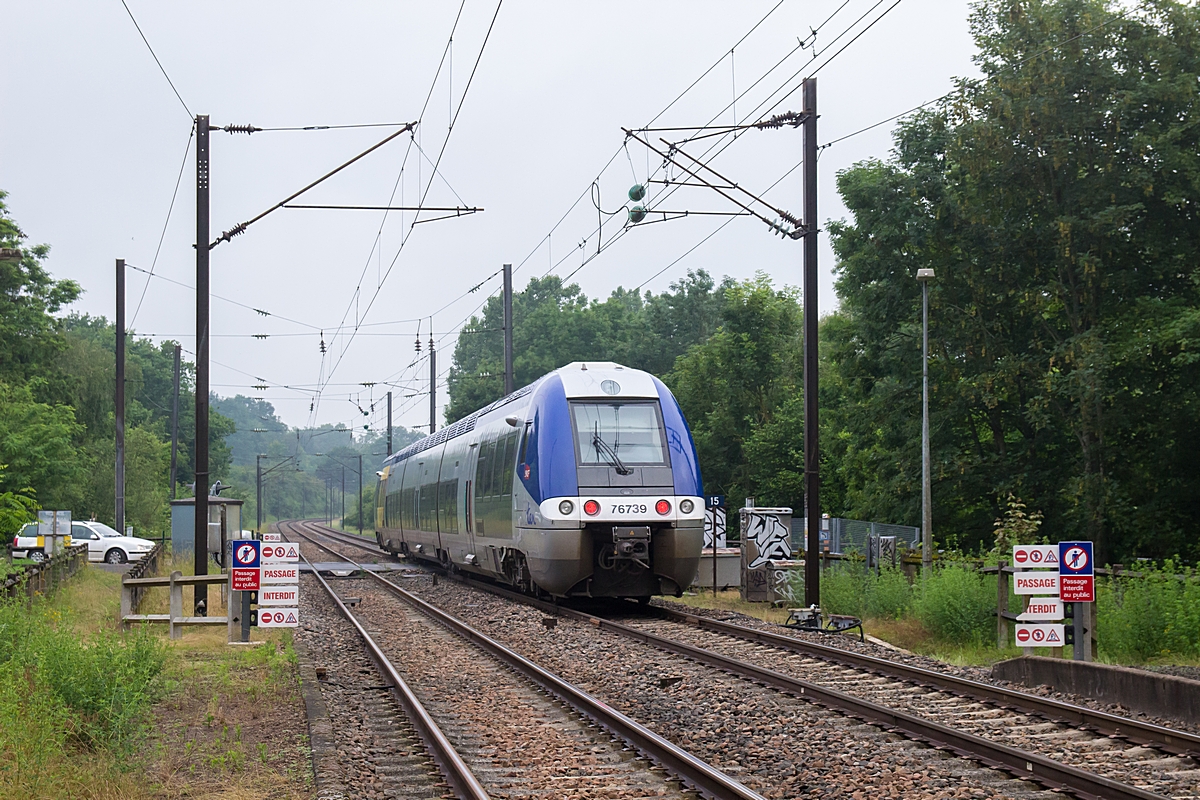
[69,521,156,564]
[12,521,156,564]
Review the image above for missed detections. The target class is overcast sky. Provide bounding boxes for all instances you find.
[2,1,978,434]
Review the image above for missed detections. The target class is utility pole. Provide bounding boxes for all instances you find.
[115,258,126,536]
[194,114,211,615]
[256,455,263,534]
[503,262,514,395]
[340,466,345,528]
[917,268,936,575]
[801,78,821,609]
[357,453,363,536]
[169,344,181,499]
[386,390,393,455]
[429,334,437,433]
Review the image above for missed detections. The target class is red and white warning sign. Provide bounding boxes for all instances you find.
[258,586,299,606]
[231,568,260,592]
[1014,572,1060,595]
[261,533,282,542]
[256,608,299,628]
[1015,623,1065,647]
[261,565,300,584]
[261,543,300,563]
[1012,545,1059,568]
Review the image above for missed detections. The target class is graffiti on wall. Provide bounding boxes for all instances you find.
[704,506,727,549]
[745,512,792,569]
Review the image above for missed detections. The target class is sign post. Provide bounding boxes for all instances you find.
[1058,541,1094,661]
[230,539,260,643]
[1012,544,1064,655]
[705,495,725,596]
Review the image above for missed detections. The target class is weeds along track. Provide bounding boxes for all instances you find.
[284,520,765,800]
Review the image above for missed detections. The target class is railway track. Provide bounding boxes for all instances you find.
[285,520,766,800]
[290,521,1199,799]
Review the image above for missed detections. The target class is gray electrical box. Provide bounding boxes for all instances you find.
[170,496,243,557]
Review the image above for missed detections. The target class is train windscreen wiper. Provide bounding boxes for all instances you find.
[592,427,633,475]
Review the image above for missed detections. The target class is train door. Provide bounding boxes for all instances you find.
[461,437,480,558]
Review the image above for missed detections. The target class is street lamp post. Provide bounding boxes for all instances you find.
[916,268,936,576]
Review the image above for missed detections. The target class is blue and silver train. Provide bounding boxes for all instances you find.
[374,362,704,600]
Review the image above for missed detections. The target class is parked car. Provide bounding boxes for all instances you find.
[12,521,154,564]
[68,522,156,564]
[12,522,68,563]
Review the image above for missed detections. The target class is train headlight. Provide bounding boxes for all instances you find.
[559,500,574,515]
[655,499,671,515]
[680,499,694,514]
[583,499,601,516]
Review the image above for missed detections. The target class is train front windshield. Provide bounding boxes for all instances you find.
[571,402,667,466]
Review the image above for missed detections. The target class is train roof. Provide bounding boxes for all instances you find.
[383,361,660,467]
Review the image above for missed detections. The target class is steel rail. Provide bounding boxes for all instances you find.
[285,521,767,800]
[644,605,1200,759]
[299,523,389,556]
[293,531,490,800]
[437,574,1170,800]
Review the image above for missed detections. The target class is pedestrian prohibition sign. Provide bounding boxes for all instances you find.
[1059,541,1093,575]
[231,540,260,568]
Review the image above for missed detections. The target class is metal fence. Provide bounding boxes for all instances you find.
[790,517,920,554]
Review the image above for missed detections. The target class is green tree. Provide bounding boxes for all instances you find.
[666,274,803,511]
[446,269,728,422]
[828,0,1200,560]
[0,381,82,511]
[0,192,80,387]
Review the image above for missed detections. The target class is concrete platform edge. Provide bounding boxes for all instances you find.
[292,630,347,800]
[991,655,1200,726]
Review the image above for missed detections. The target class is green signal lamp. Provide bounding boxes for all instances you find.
[628,184,646,202]
[628,205,647,224]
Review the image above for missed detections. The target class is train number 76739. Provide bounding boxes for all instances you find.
[611,504,648,515]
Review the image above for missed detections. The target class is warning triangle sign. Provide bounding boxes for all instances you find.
[1046,550,1059,564]
[1047,630,1061,642]
[286,612,297,623]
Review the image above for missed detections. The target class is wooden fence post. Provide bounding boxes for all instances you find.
[120,576,133,631]
[169,571,183,640]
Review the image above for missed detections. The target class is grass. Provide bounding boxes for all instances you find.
[0,550,313,799]
[672,589,794,624]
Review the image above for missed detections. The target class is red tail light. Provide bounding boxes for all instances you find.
[655,500,671,515]
[583,499,601,516]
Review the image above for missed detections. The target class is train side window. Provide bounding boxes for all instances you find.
[499,431,517,498]
[517,421,532,465]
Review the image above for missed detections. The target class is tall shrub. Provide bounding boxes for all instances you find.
[912,563,995,644]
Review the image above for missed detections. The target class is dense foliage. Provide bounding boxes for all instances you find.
[828,0,1200,561]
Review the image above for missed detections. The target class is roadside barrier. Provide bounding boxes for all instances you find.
[120,543,164,615]
[1,544,89,602]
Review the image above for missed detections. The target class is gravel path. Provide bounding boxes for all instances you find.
[403,575,1064,800]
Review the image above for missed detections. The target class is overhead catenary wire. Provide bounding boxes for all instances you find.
[130,124,194,328]
[314,0,504,409]
[118,0,191,120]
[817,11,1128,151]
